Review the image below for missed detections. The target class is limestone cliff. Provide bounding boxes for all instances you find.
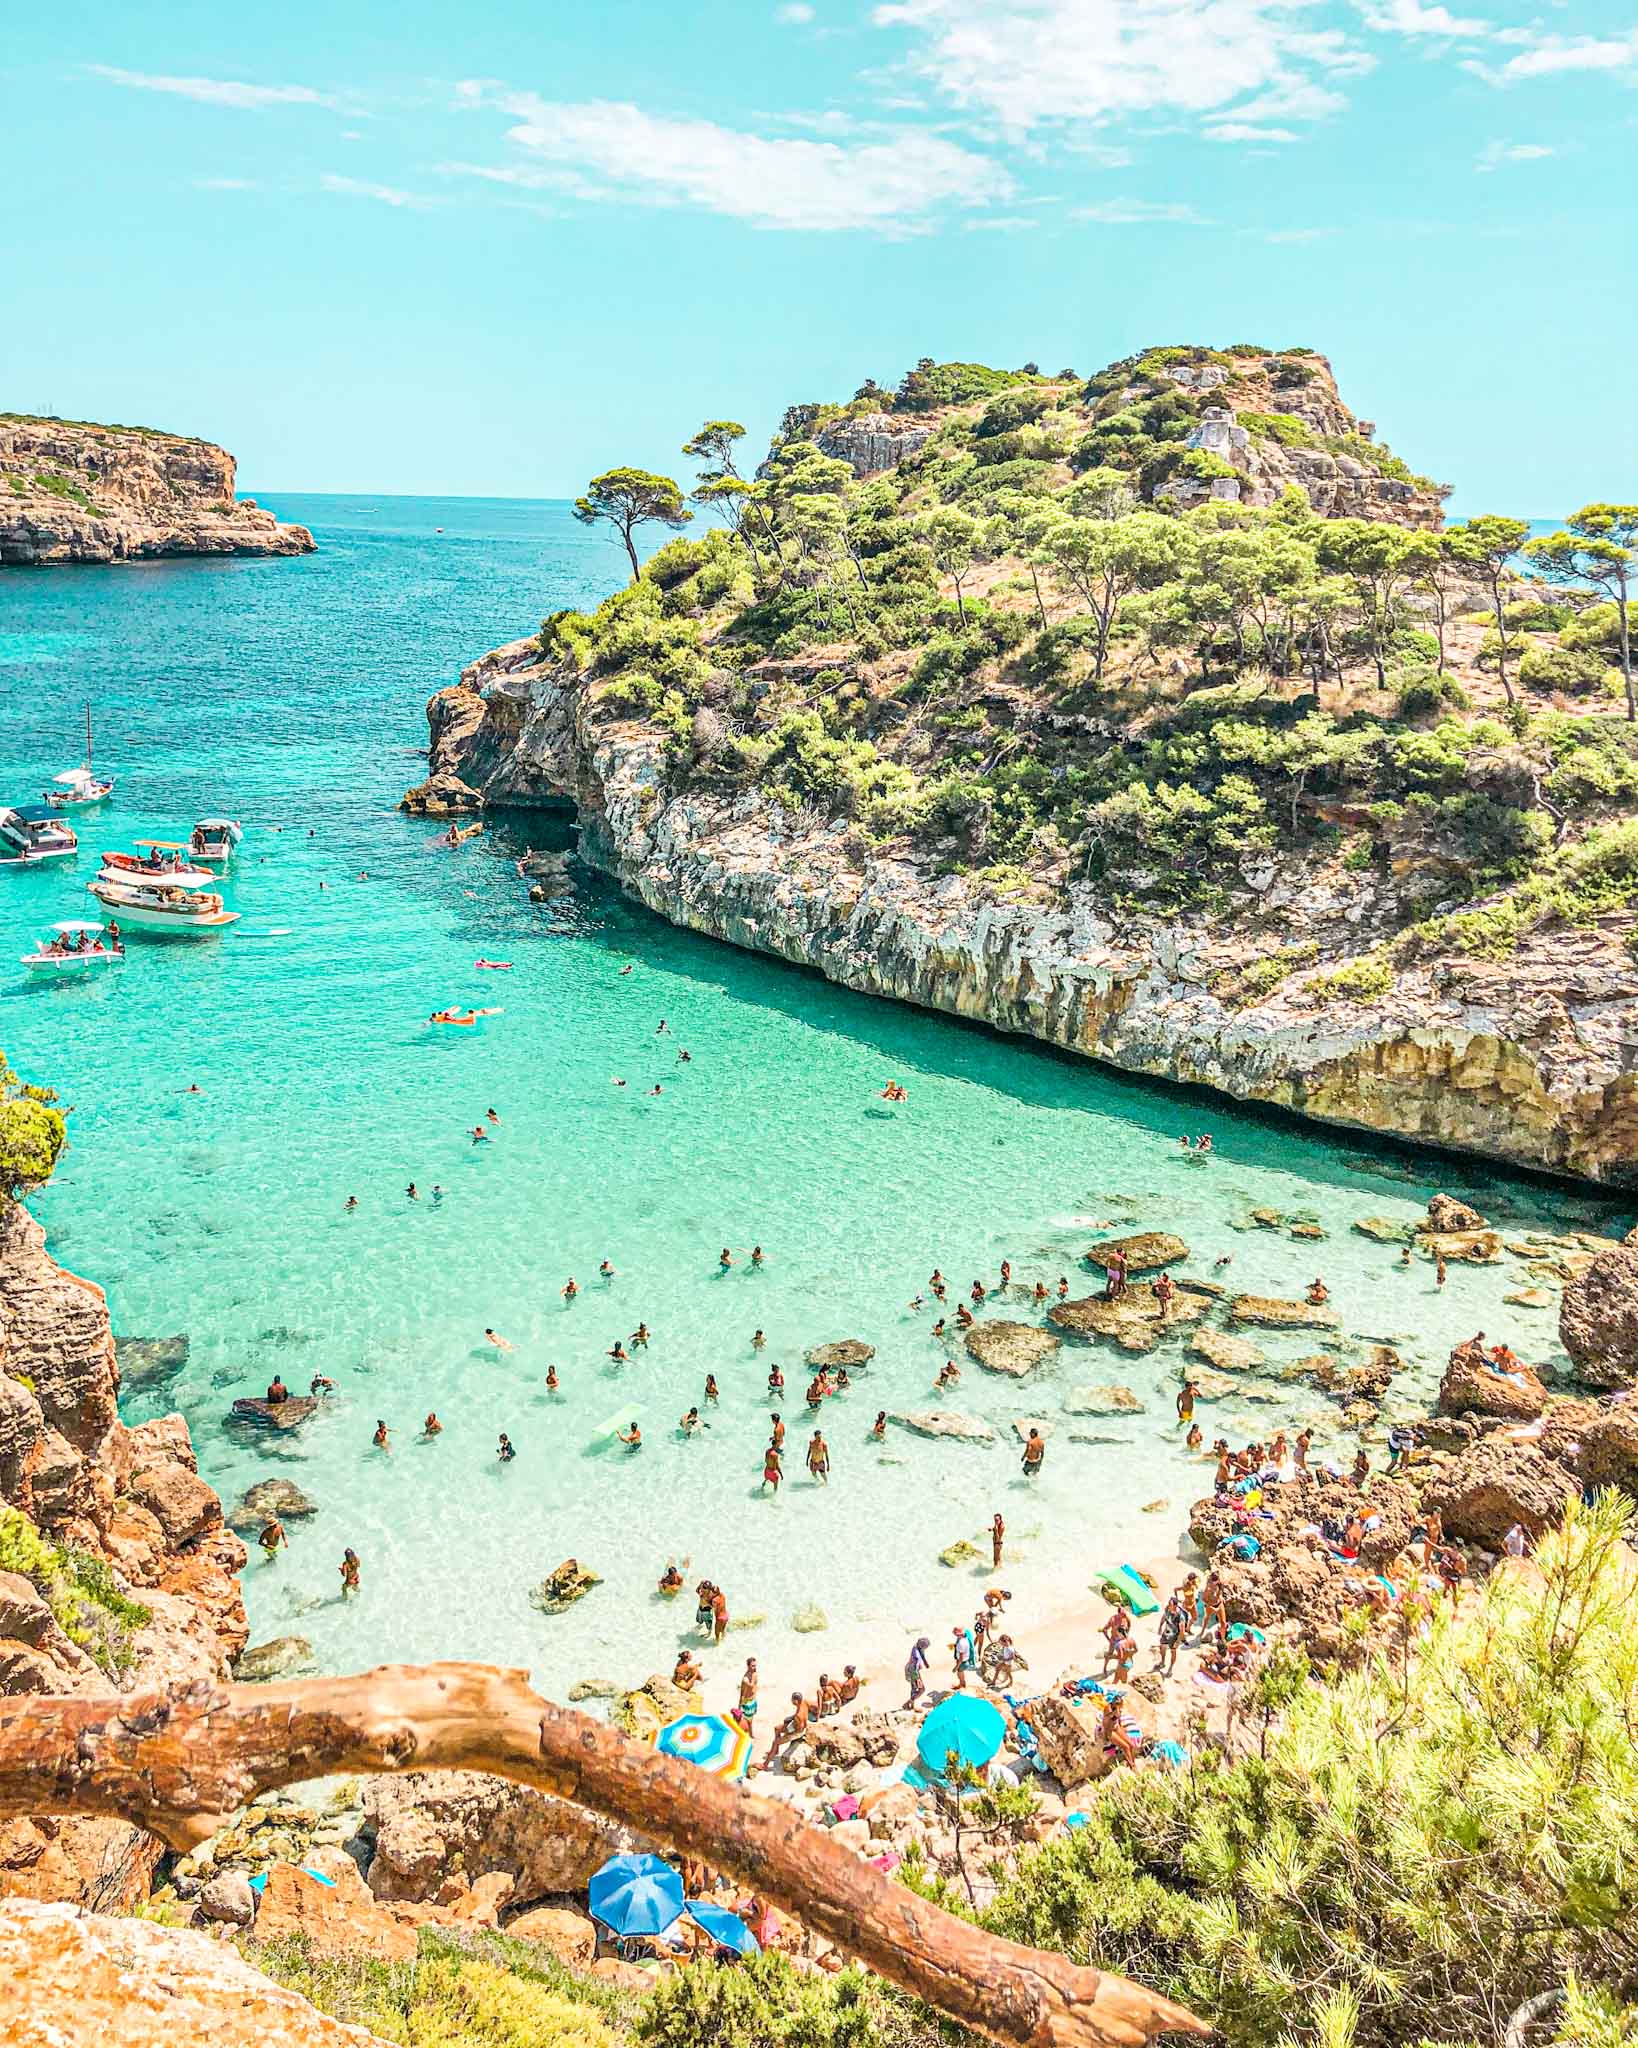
[0,414,313,566]
[408,641,1638,1186]
[0,1202,247,1906]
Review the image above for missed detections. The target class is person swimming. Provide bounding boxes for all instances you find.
[340,1547,361,1595]
[630,1322,650,1348]
[562,1277,578,1300]
[680,1407,702,1435]
[719,1247,733,1270]
[373,1420,390,1452]
[752,1328,765,1349]
[871,1410,886,1439]
[497,1433,516,1462]
[545,1365,559,1392]
[704,1374,719,1403]
[658,1562,684,1595]
[617,1421,643,1451]
[424,1413,443,1436]
[485,1328,513,1352]
[608,1340,629,1363]
[600,1259,615,1279]
[344,1195,358,1212]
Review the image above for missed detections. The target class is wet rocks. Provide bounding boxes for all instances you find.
[964,1320,1060,1376]
[228,1478,318,1534]
[566,1678,619,1702]
[1425,1193,1488,1234]
[1437,1341,1546,1421]
[1558,1227,1638,1389]
[1422,1230,1503,1265]
[112,1335,188,1397]
[1083,1232,1187,1274]
[1504,1288,1556,1310]
[359,1770,626,1907]
[888,1410,996,1442]
[790,1603,827,1632]
[1189,1329,1266,1373]
[1229,1295,1341,1331]
[939,1539,983,1567]
[1353,1216,1415,1243]
[804,1340,874,1370]
[530,1560,602,1613]
[1050,1284,1210,1353]
[1062,1384,1144,1414]
[227,1396,316,1432]
[232,1636,315,1683]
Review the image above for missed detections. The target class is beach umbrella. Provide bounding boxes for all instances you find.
[916,1694,1006,1776]
[656,1712,754,1781]
[686,1900,760,1956]
[588,1852,685,1937]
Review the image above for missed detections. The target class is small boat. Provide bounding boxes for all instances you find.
[22,919,125,973]
[189,818,244,866]
[44,707,114,807]
[87,875,239,935]
[98,841,215,887]
[0,804,79,864]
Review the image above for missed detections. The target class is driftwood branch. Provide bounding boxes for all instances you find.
[0,1663,1205,2048]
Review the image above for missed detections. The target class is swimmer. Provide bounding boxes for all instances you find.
[658,1562,685,1595]
[373,1420,390,1452]
[471,1125,489,1144]
[600,1259,615,1279]
[909,1294,924,1312]
[719,1247,733,1270]
[485,1328,513,1352]
[545,1365,559,1392]
[611,1078,627,1088]
[407,1183,419,1201]
[340,1547,361,1595]
[807,1430,830,1483]
[657,1019,669,1033]
[431,1185,444,1203]
[617,1422,643,1451]
[935,1360,960,1390]
[619,963,634,976]
[344,1195,358,1212]
[752,1328,765,1349]
[1399,1244,1414,1267]
[931,1317,946,1339]
[310,1374,336,1396]
[768,1364,784,1398]
[608,1340,629,1363]
[1306,1277,1330,1306]
[871,1410,886,1440]
[970,1280,985,1305]
[258,1518,288,1559]
[424,1413,443,1436]
[704,1374,719,1404]
[630,1322,650,1348]
[562,1278,579,1300]
[1186,1422,1203,1452]
[678,1048,692,1063]
[1057,1276,1070,1299]
[1032,1280,1048,1305]
[674,1649,704,1690]
[1214,1252,1233,1270]
[955,1304,974,1329]
[999,1260,1011,1289]
[1021,1426,1046,1477]
[751,1244,764,1266]
[486,1107,500,1124]
[497,1432,516,1462]
[648,1085,663,1096]
[769,1413,785,1448]
[680,1407,702,1435]
[836,1366,851,1391]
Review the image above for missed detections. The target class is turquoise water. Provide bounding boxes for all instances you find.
[0,495,1624,1705]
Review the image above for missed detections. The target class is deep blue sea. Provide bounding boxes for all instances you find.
[0,494,1621,1703]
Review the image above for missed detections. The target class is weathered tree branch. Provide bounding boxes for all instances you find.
[0,1663,1204,2048]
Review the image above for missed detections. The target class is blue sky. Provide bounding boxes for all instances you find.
[4,0,1634,512]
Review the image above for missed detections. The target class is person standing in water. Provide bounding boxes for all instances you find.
[258,1518,288,1560]
[1022,1427,1046,1477]
[806,1430,830,1484]
[991,1513,1005,1568]
[1177,1379,1198,1426]
[340,1548,361,1596]
[761,1441,783,1492]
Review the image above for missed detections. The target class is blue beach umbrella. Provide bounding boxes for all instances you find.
[686,1899,761,1955]
[916,1694,1006,1776]
[657,1712,754,1781]
[588,1852,685,1937]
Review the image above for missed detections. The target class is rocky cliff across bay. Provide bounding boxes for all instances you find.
[0,414,313,566]
[0,1202,247,1907]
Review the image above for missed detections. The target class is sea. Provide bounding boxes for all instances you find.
[0,493,1623,1701]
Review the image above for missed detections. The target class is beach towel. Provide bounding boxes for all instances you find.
[1147,1739,1189,1767]
[830,1794,861,1822]
[1064,1812,1090,1830]
[1094,1564,1159,1615]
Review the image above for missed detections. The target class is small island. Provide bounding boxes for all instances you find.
[0,412,313,566]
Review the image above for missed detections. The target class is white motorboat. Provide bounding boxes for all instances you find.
[189,818,244,866]
[0,804,79,864]
[22,919,125,974]
[97,841,214,888]
[44,707,114,807]
[87,875,239,935]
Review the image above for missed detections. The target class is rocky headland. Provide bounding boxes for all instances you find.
[406,344,1638,1183]
[0,414,313,566]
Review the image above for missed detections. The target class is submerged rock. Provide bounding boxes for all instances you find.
[233,1635,316,1683]
[229,1478,318,1533]
[805,1339,875,1369]
[1189,1328,1266,1373]
[567,1679,619,1701]
[531,1559,603,1613]
[1050,1284,1210,1353]
[1062,1384,1145,1414]
[1229,1295,1341,1331]
[964,1320,1060,1376]
[1083,1232,1188,1274]
[113,1334,188,1395]
[888,1409,996,1442]
[227,1395,316,1432]
[1353,1216,1415,1243]
[790,1602,828,1632]
[939,1539,983,1568]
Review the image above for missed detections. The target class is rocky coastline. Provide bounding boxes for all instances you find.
[0,415,313,566]
[403,641,1638,1185]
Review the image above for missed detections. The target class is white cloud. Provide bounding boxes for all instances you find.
[1475,30,1638,80]
[1071,197,1209,222]
[1062,138,1134,165]
[1474,138,1555,169]
[1358,0,1488,36]
[1203,121,1298,140]
[452,87,1012,230]
[868,0,1366,136]
[962,212,1042,229]
[88,64,337,110]
[777,2,817,18]
[320,174,437,209]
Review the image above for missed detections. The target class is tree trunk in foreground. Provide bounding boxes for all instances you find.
[0,1663,1203,2048]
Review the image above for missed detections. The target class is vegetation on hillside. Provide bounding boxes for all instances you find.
[535,352,1636,960]
[0,1054,64,1207]
[0,1507,150,1678]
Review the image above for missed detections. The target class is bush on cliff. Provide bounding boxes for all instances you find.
[0,1054,64,1207]
[638,1951,934,2048]
[0,1507,150,1677]
[982,1494,1638,2048]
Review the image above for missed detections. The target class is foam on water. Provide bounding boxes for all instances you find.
[0,495,1625,1696]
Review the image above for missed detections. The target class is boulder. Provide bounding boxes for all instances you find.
[804,1340,875,1370]
[530,1560,602,1614]
[1188,1329,1266,1373]
[1574,1391,1638,1490]
[1437,1343,1546,1422]
[506,1903,597,1969]
[1503,1288,1556,1310]
[1353,1217,1415,1244]
[124,1450,221,1550]
[227,1396,316,1432]
[113,1335,188,1396]
[1228,1295,1340,1331]
[808,1723,865,1768]
[197,1869,256,1926]
[1024,1693,1108,1790]
[0,1899,388,2047]
[228,1479,318,1534]
[233,1636,316,1683]
[1425,1193,1487,1234]
[1050,1285,1209,1353]
[360,1769,627,1907]
[1289,1223,1327,1242]
[887,1410,995,1443]
[963,1321,1060,1377]
[1062,1384,1144,1414]
[255,1860,417,1962]
[1559,1229,1638,1390]
[610,1674,697,1740]
[1422,1230,1503,1265]
[1421,1439,1579,1547]
[939,1539,983,1568]
[1083,1233,1188,1274]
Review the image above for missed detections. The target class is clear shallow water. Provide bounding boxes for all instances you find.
[0,495,1625,1703]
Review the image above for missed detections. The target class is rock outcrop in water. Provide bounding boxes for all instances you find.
[0,415,313,566]
[0,1203,246,1905]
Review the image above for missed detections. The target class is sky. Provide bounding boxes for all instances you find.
[3,0,1635,513]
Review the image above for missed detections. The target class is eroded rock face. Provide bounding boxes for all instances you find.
[255,1860,418,1963]
[0,418,314,566]
[963,1320,1060,1376]
[1559,1228,1638,1389]
[1421,1438,1578,1547]
[1084,1232,1188,1273]
[1437,1341,1546,1421]
[813,413,933,478]
[0,1900,388,2047]
[359,1769,628,1907]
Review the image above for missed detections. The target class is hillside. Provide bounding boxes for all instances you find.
[406,344,1638,1182]
[0,414,313,565]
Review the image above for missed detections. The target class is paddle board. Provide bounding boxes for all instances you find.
[592,1404,641,1443]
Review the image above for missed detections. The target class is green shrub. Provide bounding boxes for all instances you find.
[638,1951,931,2048]
[1306,953,1395,1003]
[1238,411,1315,449]
[0,1507,150,1677]
[1394,668,1470,720]
[895,361,1033,413]
[0,1055,64,1206]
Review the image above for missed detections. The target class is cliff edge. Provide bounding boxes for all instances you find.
[0,414,314,566]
